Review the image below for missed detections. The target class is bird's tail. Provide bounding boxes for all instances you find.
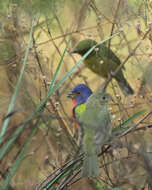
[117,77,134,96]
[82,151,99,177]
[82,129,99,177]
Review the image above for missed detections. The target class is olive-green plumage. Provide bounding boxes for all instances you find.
[78,91,112,177]
[72,39,134,96]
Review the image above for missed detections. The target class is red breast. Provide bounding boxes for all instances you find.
[72,99,79,128]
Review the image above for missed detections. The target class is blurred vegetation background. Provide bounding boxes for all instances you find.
[0,0,152,189]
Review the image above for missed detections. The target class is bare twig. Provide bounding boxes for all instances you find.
[37,25,98,46]
[103,28,152,91]
[107,0,121,54]
[118,110,152,137]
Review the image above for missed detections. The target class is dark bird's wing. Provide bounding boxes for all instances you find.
[98,43,125,70]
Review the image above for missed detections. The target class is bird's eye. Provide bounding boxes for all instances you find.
[102,96,106,100]
[77,92,81,95]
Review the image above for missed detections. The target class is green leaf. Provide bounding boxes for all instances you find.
[0,18,35,144]
[38,161,80,190]
[0,36,70,163]
[0,113,41,190]
[0,24,72,163]
[113,109,146,134]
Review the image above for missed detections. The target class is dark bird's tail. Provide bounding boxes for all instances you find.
[116,76,134,96]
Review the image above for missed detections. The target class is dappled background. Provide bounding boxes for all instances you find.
[0,0,152,189]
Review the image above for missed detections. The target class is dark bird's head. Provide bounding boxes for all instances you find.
[67,84,93,106]
[71,39,97,56]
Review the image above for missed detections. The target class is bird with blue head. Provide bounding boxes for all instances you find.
[68,83,112,177]
[67,84,92,120]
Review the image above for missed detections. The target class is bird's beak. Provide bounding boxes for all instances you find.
[67,91,74,98]
[69,48,78,54]
[67,91,79,98]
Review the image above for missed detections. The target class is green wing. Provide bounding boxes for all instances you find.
[98,43,125,70]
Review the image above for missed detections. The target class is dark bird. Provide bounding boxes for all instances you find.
[71,39,134,96]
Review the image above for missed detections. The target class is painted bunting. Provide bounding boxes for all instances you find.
[68,84,112,177]
[71,39,134,96]
[68,84,93,119]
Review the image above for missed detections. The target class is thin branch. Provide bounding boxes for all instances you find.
[107,0,121,53]
[118,109,152,137]
[103,27,152,90]
[37,25,98,46]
